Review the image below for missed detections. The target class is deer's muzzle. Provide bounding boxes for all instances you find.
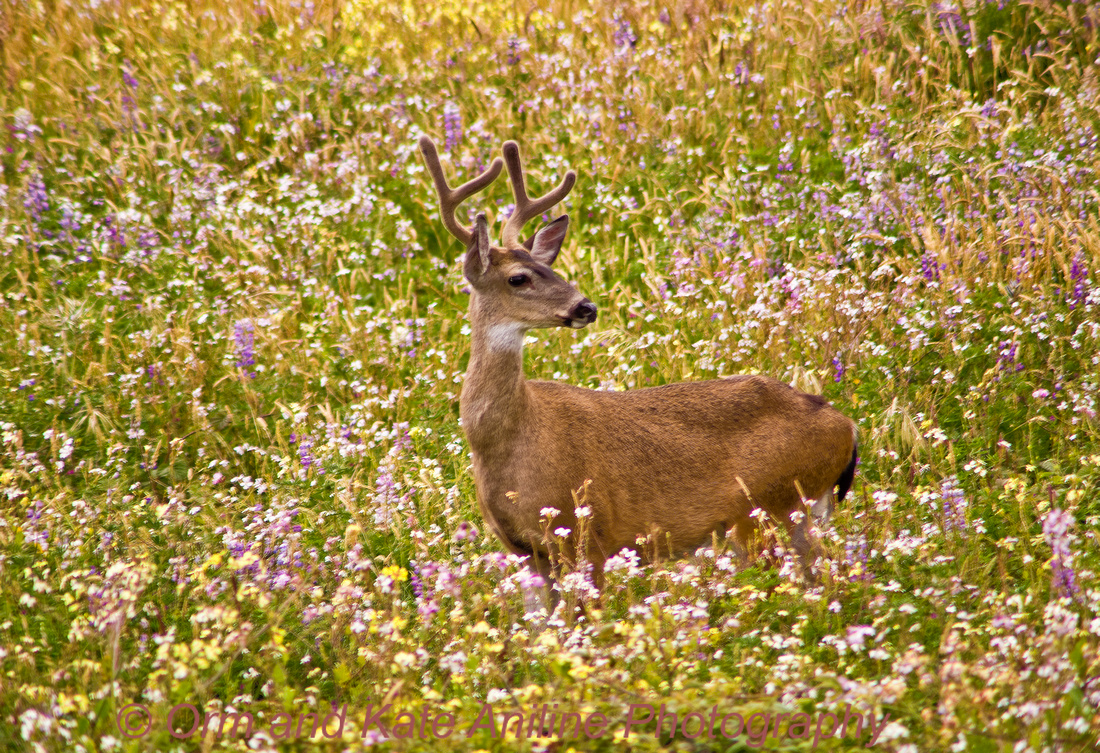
[566,300,598,328]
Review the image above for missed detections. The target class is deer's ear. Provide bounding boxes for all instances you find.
[525,215,569,265]
[465,213,492,279]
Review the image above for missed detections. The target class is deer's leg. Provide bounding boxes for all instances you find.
[810,488,836,525]
[786,511,826,584]
[728,520,757,566]
[524,549,559,616]
[581,528,609,595]
[589,555,606,592]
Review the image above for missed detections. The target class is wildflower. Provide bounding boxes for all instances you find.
[298,437,314,470]
[733,60,748,85]
[439,651,467,675]
[452,521,477,542]
[23,174,49,222]
[613,15,636,52]
[412,561,440,619]
[846,625,876,650]
[920,252,943,282]
[872,490,897,512]
[560,570,599,600]
[941,476,967,533]
[1043,601,1079,637]
[1068,252,1089,309]
[845,535,873,582]
[435,567,461,598]
[935,6,970,45]
[12,108,42,142]
[443,106,462,152]
[515,567,546,594]
[832,355,845,383]
[996,340,1015,369]
[377,566,407,594]
[120,61,139,120]
[59,204,80,234]
[234,320,256,377]
[1042,508,1081,600]
[19,709,56,742]
[604,548,642,577]
[122,60,139,90]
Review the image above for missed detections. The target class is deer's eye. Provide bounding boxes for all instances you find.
[508,274,530,288]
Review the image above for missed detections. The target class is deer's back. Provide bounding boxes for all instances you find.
[528,374,850,439]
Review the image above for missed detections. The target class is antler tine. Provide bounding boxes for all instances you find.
[419,135,503,247]
[500,140,577,248]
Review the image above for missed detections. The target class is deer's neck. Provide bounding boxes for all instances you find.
[461,298,530,450]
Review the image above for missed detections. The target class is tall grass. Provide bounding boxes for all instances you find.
[2,0,1098,750]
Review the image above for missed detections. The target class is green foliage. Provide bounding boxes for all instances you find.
[2,0,1099,751]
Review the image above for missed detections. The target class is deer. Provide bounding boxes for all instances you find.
[418,135,858,609]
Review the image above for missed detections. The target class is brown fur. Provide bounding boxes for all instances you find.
[419,136,858,599]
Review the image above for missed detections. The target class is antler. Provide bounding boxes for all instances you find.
[501,141,577,248]
[419,135,503,247]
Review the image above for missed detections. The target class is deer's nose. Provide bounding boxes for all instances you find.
[572,301,598,322]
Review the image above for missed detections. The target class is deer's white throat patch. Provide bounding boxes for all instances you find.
[486,323,527,353]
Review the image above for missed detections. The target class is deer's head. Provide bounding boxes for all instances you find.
[419,136,597,332]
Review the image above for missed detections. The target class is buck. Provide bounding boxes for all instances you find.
[419,135,858,604]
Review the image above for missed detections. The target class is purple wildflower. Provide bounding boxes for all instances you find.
[234,320,256,377]
[412,561,440,619]
[24,499,48,549]
[515,567,546,595]
[59,205,80,234]
[442,106,462,153]
[1069,251,1088,309]
[996,340,1024,373]
[435,566,461,599]
[733,61,748,85]
[23,175,49,221]
[941,476,967,533]
[845,535,873,582]
[137,229,158,253]
[934,5,970,45]
[298,437,314,469]
[613,15,636,52]
[105,215,126,249]
[371,429,412,526]
[122,61,139,90]
[920,251,943,282]
[453,521,478,542]
[506,37,521,66]
[832,356,845,383]
[1042,508,1081,600]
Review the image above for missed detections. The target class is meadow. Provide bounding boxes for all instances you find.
[2,0,1099,750]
